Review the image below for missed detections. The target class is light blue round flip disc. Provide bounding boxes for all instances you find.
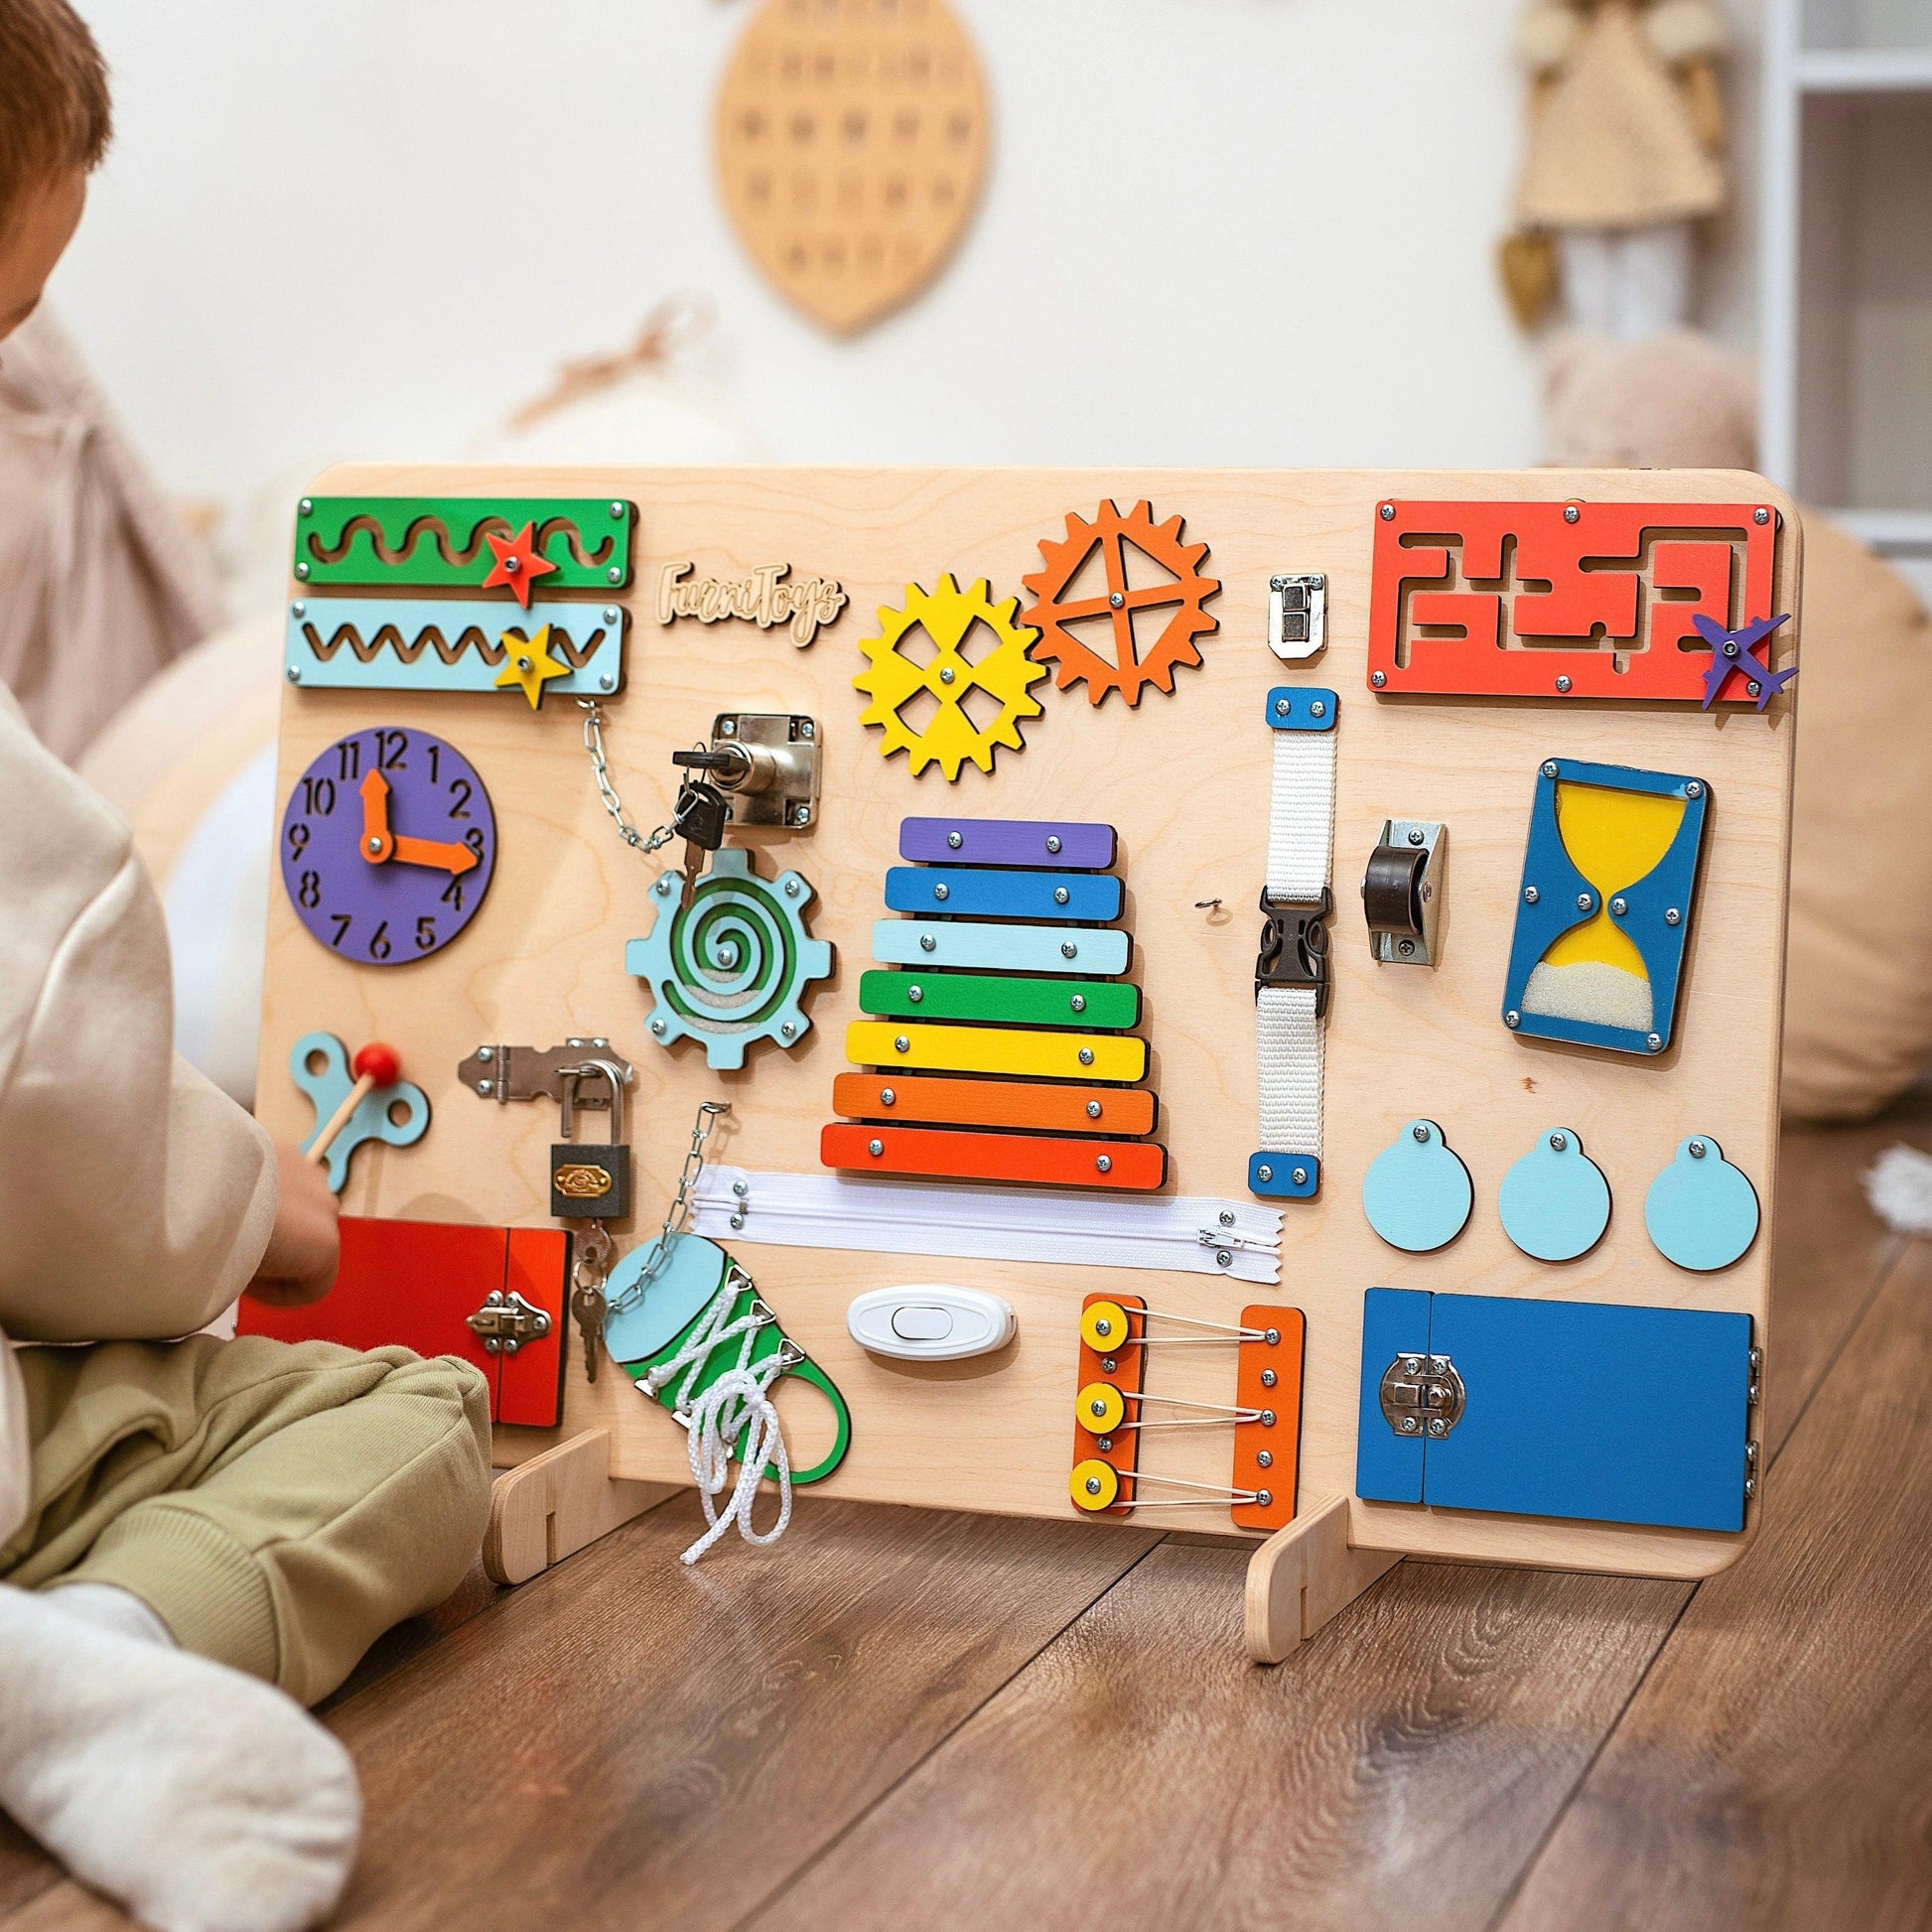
[1645,1135,1760,1272]
[1362,1120,1473,1253]
[604,1231,730,1365]
[1498,1128,1611,1262]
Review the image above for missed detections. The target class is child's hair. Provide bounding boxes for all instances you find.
[0,0,111,236]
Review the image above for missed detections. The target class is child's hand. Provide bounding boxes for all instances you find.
[246,1144,342,1308]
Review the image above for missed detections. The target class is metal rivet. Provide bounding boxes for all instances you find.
[1754,506,1770,525]
[933,883,949,900]
[1258,1449,1274,1467]
[1371,670,1387,687]
[1291,1166,1308,1185]
[1046,835,1062,854]
[1647,1033,1663,1051]
[1413,1124,1430,1143]
[1261,1369,1277,1388]
[1550,1132,1568,1152]
[868,1139,885,1157]
[1506,1010,1521,1028]
[1686,780,1703,798]
[1524,886,1540,903]
[1689,1139,1707,1158]
[1110,592,1125,609]
[1256,1165,1273,1182]
[1577,893,1592,911]
[1564,503,1581,523]
[783,878,800,897]
[1061,942,1077,959]
[1542,760,1559,778]
[1380,503,1396,521]
[607,565,622,583]
[1610,896,1627,916]
[1079,1047,1094,1065]
[1275,698,1291,716]
[907,985,923,1003]
[920,934,936,952]
[880,1087,896,1105]
[894,1035,909,1052]
[947,830,963,848]
[1087,1100,1102,1119]
[286,666,302,683]
[1665,907,1681,925]
[1556,675,1572,694]
[299,497,313,514]
[295,562,310,579]
[1055,887,1070,904]
[1096,1155,1112,1173]
[1071,994,1086,1012]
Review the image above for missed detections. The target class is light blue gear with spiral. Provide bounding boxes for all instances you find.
[625,847,834,1070]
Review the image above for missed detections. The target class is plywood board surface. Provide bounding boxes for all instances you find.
[258,464,1798,1579]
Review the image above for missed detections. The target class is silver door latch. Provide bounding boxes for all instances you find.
[1379,1353,1465,1437]
[1268,574,1326,661]
[467,1290,552,1355]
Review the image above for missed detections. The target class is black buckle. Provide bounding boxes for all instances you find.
[1255,888,1332,1018]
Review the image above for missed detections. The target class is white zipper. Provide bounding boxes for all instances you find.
[691,1168,1283,1285]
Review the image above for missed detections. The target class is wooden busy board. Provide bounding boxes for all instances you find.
[258,464,1799,1581]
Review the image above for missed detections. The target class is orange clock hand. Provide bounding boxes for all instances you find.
[389,833,481,876]
[358,768,393,863]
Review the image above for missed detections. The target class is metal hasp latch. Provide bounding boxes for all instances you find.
[1363,819,1447,966]
[457,1039,635,1106]
[467,1290,551,1356]
[1379,1352,1465,1438]
[1268,573,1326,661]
[673,713,821,830]
[1255,887,1332,1018]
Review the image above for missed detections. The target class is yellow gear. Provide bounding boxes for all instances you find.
[854,575,1047,780]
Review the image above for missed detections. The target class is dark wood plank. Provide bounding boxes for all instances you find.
[755,1548,1690,1932]
[1496,1234,1932,1931]
[319,1493,1156,1931]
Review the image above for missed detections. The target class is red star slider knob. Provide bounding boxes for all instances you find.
[482,522,560,608]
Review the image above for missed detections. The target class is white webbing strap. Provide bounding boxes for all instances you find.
[1254,690,1337,1187]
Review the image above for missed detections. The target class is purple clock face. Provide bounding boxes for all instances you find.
[281,728,496,965]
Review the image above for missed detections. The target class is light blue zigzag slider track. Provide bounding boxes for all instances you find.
[626,848,835,1070]
[283,599,627,695]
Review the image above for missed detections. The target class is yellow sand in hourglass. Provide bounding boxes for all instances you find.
[1520,782,1686,1034]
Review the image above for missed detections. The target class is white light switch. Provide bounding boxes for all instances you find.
[848,1285,1017,1361]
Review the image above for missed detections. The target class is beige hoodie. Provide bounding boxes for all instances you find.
[0,683,277,1547]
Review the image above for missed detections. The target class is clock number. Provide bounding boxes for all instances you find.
[447,777,472,820]
[368,921,392,961]
[441,876,466,913]
[329,913,351,948]
[375,729,408,770]
[297,870,321,909]
[336,739,360,781]
[299,776,336,816]
[463,827,484,861]
[415,915,438,952]
[427,744,440,784]
[287,821,310,861]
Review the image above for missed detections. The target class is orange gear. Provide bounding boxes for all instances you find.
[1020,499,1221,707]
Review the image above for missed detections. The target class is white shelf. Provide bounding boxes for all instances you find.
[1828,507,1932,552]
[1798,49,1932,91]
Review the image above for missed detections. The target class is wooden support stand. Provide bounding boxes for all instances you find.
[1244,1496,1401,1663]
[483,1431,675,1587]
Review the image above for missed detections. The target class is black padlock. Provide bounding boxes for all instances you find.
[549,1059,631,1220]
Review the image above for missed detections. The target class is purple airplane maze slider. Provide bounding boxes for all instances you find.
[898,816,1117,871]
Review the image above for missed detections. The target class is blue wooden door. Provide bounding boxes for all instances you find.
[1356,1289,1754,1532]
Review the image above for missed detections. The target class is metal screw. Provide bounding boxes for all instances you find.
[1070,994,1086,1012]
[477,1079,494,1096]
[1556,675,1572,694]
[1097,1436,1113,1450]
[1406,1357,1422,1373]
[1747,680,1761,698]
[1061,942,1077,959]
[1257,1489,1274,1507]
[1646,1033,1663,1051]
[610,500,625,518]
[894,1035,909,1052]
[730,1212,746,1230]
[600,674,616,690]
[295,562,311,579]
[1401,1417,1420,1435]
[607,566,622,583]
[1577,892,1592,911]
[1689,1139,1707,1158]
[1261,1368,1277,1388]
[1371,670,1387,687]
[1413,1124,1430,1143]
[779,1021,795,1038]
[1686,780,1703,798]
[1311,698,1327,719]
[1275,698,1290,717]
[1398,939,1415,957]
[1079,1047,1095,1065]
[1087,1101,1102,1119]
[783,878,800,897]
[478,1047,493,1061]
[1550,1132,1568,1152]
[933,883,950,900]
[948,831,962,849]
[604,607,621,623]
[1542,760,1559,778]
[651,1017,667,1035]
[291,601,306,618]
[1265,1327,1280,1345]
[868,1138,884,1157]
[880,1087,896,1105]
[799,720,814,739]
[1272,576,1288,591]
[1429,1418,1448,1437]
[1046,835,1062,854]
[1256,1164,1274,1182]
[1506,1010,1521,1028]
[908,985,923,1003]
[1258,1450,1274,1467]
[720,719,737,735]
[1380,503,1396,521]
[1096,1155,1112,1173]
[299,497,313,514]
[286,666,302,683]
[1110,592,1124,609]
[1665,907,1681,925]
[1216,1250,1232,1269]
[795,807,811,826]
[1408,828,1425,845]
[367,836,383,855]
[1754,506,1770,524]
[733,1178,749,1197]
[1219,1210,1235,1226]
[1084,1475,1102,1496]
[1564,503,1581,523]
[939,666,955,684]
[1525,886,1540,903]
[1291,1166,1308,1186]
[1610,896,1627,916]
[920,934,936,952]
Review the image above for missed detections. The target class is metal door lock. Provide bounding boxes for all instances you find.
[1379,1353,1465,1437]
[673,713,821,830]
[467,1290,551,1355]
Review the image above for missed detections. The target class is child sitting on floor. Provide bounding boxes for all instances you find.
[0,7,495,1929]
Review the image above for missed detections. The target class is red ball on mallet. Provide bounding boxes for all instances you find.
[305,1040,401,1167]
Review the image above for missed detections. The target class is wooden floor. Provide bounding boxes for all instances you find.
[5,1102,1931,1931]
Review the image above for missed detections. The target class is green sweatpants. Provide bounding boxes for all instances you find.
[1,1335,492,1706]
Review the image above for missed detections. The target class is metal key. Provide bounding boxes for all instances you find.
[571,1221,614,1382]
[671,777,729,908]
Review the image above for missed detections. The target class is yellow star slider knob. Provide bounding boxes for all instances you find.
[493,624,570,709]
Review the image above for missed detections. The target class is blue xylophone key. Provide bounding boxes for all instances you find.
[883,866,1122,922]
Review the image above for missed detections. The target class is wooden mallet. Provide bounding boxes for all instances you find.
[305,1041,402,1166]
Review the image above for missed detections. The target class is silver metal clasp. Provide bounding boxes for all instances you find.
[467,1290,552,1355]
[1379,1353,1465,1438]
